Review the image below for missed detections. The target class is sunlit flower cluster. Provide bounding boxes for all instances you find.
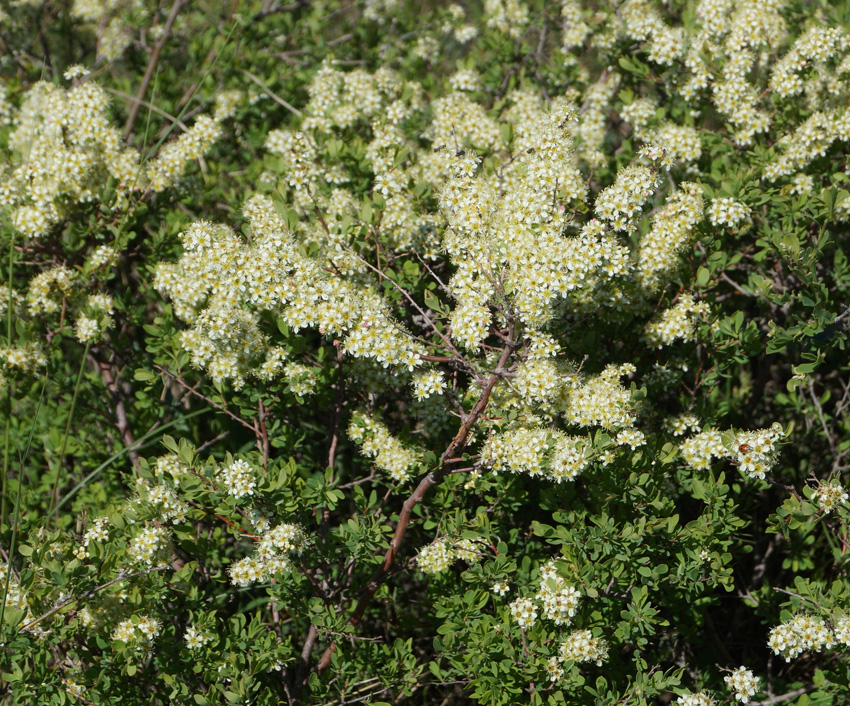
[509,597,537,628]
[416,540,454,575]
[229,522,306,587]
[767,613,834,661]
[348,412,421,482]
[679,424,785,478]
[217,459,256,500]
[594,161,661,232]
[485,0,529,38]
[83,516,109,545]
[128,525,170,567]
[154,453,190,484]
[733,426,785,480]
[143,483,189,524]
[664,414,702,437]
[185,625,213,650]
[536,561,581,626]
[708,198,750,229]
[812,481,848,514]
[74,293,116,344]
[724,666,759,703]
[156,196,425,389]
[676,692,715,706]
[563,363,637,431]
[413,370,447,401]
[27,266,75,315]
[492,581,510,596]
[146,115,223,192]
[644,293,710,348]
[2,78,220,241]
[416,536,485,574]
[636,184,704,292]
[559,629,609,665]
[112,615,161,647]
[679,430,727,471]
[484,427,590,483]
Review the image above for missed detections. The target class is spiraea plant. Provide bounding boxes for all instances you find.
[2,1,850,705]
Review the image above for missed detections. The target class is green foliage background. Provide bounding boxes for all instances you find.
[0,1,849,705]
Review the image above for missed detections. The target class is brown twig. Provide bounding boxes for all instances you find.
[104,86,189,133]
[293,623,320,699]
[154,365,256,432]
[93,352,139,469]
[240,69,304,117]
[20,566,168,633]
[124,0,185,140]
[315,326,517,673]
[257,399,271,470]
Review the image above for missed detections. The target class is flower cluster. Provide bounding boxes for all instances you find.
[217,459,256,500]
[636,184,704,293]
[416,540,454,575]
[644,293,710,348]
[416,537,485,574]
[733,426,785,480]
[185,625,213,650]
[283,362,318,396]
[708,198,750,229]
[484,427,590,483]
[154,453,190,484]
[559,629,609,666]
[594,157,663,232]
[678,430,727,471]
[767,613,834,661]
[143,483,189,524]
[664,414,702,437]
[128,525,170,567]
[812,481,848,514]
[76,517,110,558]
[348,412,421,482]
[155,196,425,389]
[2,78,221,240]
[679,424,785,479]
[146,115,223,192]
[563,363,637,431]
[413,370,448,401]
[228,522,307,587]
[74,293,116,344]
[492,581,510,596]
[509,597,537,628]
[0,345,46,392]
[676,692,715,706]
[509,560,584,635]
[112,615,161,647]
[536,561,581,626]
[0,561,38,626]
[485,0,529,38]
[724,666,759,703]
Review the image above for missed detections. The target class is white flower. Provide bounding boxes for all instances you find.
[724,667,759,703]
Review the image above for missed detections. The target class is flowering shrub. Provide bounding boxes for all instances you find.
[2,0,850,705]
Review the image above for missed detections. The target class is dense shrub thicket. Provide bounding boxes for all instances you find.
[1,0,850,704]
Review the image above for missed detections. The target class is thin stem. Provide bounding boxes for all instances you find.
[316,325,517,672]
[1,373,47,631]
[47,407,206,521]
[48,340,91,519]
[123,0,185,140]
[240,69,304,117]
[20,566,168,633]
[2,228,14,528]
